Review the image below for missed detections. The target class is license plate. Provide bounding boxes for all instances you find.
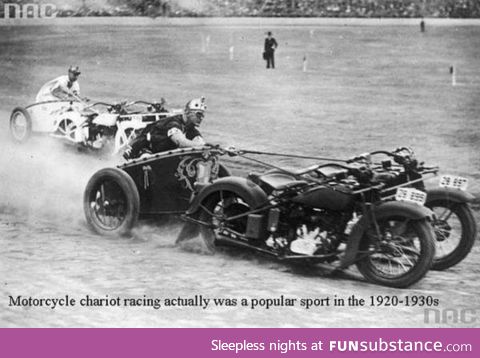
[439,175,468,191]
[395,188,427,206]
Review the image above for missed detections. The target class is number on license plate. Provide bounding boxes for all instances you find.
[439,175,468,191]
[395,188,427,206]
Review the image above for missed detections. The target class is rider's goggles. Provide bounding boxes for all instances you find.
[194,111,204,120]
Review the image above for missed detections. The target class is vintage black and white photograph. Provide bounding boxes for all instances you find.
[1,0,479,328]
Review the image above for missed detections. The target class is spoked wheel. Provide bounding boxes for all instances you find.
[356,217,435,288]
[124,128,136,145]
[427,200,477,270]
[113,127,140,156]
[57,119,77,141]
[199,191,254,252]
[116,127,136,150]
[83,168,140,236]
[10,107,32,143]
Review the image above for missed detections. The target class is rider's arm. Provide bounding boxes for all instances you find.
[186,127,205,146]
[50,83,69,99]
[51,78,79,100]
[190,135,206,146]
[168,127,205,148]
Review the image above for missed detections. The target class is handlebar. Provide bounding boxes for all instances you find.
[130,100,165,106]
[87,101,114,108]
[130,100,152,106]
[418,166,439,174]
[368,150,396,157]
[315,162,359,171]
[81,101,115,113]
[347,149,403,163]
[347,147,425,171]
[82,100,142,113]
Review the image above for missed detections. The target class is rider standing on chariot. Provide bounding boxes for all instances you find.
[35,66,82,102]
[123,97,207,160]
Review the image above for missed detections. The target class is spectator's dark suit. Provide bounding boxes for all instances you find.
[264,34,278,69]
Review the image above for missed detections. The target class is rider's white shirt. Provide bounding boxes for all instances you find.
[35,75,80,102]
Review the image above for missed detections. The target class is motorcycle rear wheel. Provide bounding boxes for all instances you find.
[356,217,435,288]
[199,190,255,252]
[427,201,477,270]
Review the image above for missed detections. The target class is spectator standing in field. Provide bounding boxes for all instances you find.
[264,31,278,69]
[420,18,425,32]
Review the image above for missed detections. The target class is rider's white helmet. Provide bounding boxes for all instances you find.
[68,66,81,75]
[185,97,206,112]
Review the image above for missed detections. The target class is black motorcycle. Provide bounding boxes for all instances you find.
[185,151,436,288]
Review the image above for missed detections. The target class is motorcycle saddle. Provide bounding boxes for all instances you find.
[249,172,308,192]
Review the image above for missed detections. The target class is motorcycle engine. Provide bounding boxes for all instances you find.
[298,210,345,255]
[270,205,347,256]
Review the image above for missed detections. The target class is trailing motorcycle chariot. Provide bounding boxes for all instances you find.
[9,98,174,155]
[83,145,457,288]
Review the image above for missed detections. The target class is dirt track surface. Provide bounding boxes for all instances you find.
[0,128,478,328]
[1,21,480,327]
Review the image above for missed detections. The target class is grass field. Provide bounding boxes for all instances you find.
[1,19,480,182]
[1,18,480,327]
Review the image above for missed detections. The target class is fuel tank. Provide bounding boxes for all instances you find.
[291,184,355,211]
[92,113,118,127]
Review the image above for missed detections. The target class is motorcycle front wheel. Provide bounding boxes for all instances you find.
[356,217,435,288]
[427,201,477,270]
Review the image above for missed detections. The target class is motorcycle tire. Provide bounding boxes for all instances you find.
[426,200,477,270]
[10,107,32,143]
[356,218,435,288]
[176,165,232,246]
[198,190,257,253]
[83,167,140,237]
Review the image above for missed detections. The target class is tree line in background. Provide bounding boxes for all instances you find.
[1,0,479,18]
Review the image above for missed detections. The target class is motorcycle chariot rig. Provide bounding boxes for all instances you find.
[182,147,437,288]
[83,146,437,288]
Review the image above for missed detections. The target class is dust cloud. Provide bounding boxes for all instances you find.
[0,120,199,246]
[0,128,115,230]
